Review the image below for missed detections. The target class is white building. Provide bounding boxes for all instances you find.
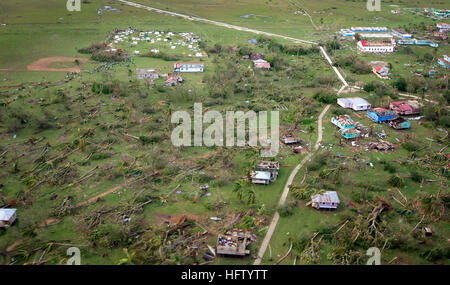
[251,171,272,185]
[136,69,160,80]
[337,97,372,111]
[174,63,204,73]
[0,208,17,228]
[357,39,395,53]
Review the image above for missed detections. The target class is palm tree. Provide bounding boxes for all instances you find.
[116,248,136,265]
[233,180,245,201]
[246,188,256,205]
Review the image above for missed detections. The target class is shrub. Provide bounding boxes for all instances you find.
[402,141,420,152]
[410,171,424,183]
[381,160,397,173]
[307,151,329,171]
[388,174,405,188]
[313,90,336,104]
[278,201,297,217]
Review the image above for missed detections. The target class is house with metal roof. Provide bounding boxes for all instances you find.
[136,69,160,80]
[390,101,420,115]
[438,55,450,69]
[310,191,340,210]
[0,208,17,228]
[367,108,395,123]
[250,171,272,185]
[253,59,271,69]
[174,62,204,73]
[392,28,413,39]
[337,97,372,111]
[388,117,411,130]
[331,115,356,129]
[357,39,395,53]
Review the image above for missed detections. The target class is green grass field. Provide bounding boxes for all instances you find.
[0,0,448,265]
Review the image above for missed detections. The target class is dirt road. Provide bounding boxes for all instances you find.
[116,0,316,45]
[254,104,330,265]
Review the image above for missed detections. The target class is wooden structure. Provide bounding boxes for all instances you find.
[216,230,251,257]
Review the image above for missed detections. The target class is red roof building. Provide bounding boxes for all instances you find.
[390,101,420,115]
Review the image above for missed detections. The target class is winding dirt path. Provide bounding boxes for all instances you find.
[116,0,316,45]
[254,104,330,265]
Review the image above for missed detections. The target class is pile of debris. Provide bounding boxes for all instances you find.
[216,230,253,257]
[368,140,396,151]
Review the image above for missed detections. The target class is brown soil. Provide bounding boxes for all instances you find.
[27,57,89,73]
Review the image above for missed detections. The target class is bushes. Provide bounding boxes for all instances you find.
[278,201,297,217]
[410,171,424,183]
[313,90,336,104]
[334,55,371,74]
[420,247,450,262]
[313,75,338,87]
[423,105,450,128]
[307,151,329,171]
[78,43,106,54]
[79,43,126,62]
[142,51,181,61]
[283,45,319,56]
[393,77,407,92]
[388,174,405,188]
[402,141,420,152]
[91,50,126,62]
[381,160,397,173]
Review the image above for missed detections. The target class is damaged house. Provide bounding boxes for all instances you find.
[390,101,420,115]
[253,59,271,69]
[281,134,302,145]
[165,73,184,86]
[367,108,395,123]
[137,68,160,81]
[251,161,279,185]
[388,117,411,130]
[371,61,390,79]
[331,115,361,139]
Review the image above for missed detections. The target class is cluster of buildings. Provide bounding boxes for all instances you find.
[425,8,450,19]
[365,105,413,129]
[250,161,279,185]
[336,97,417,133]
[112,29,204,58]
[136,67,189,86]
[341,26,442,53]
